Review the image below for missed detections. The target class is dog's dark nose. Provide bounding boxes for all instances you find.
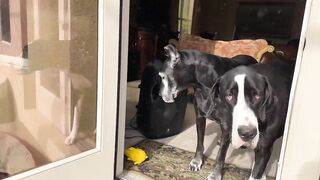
[237,125,257,141]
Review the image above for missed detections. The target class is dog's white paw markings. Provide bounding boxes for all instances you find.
[64,134,76,145]
[249,173,267,180]
[206,172,222,180]
[217,139,221,146]
[189,158,202,171]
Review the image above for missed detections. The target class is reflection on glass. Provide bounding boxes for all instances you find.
[0,0,97,178]
[0,0,11,42]
[0,0,11,43]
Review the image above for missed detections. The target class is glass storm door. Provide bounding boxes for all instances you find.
[0,0,119,180]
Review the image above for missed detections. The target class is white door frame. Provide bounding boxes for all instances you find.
[115,0,130,176]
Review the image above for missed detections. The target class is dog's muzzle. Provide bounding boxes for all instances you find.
[237,125,257,142]
[232,124,259,149]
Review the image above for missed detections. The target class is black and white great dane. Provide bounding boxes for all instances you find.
[158,44,257,180]
[211,54,295,179]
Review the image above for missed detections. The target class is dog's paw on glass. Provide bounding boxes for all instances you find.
[64,134,76,145]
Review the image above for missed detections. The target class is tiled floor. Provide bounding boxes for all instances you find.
[124,81,282,179]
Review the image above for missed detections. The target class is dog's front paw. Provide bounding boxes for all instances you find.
[206,172,222,180]
[249,174,267,180]
[189,158,203,171]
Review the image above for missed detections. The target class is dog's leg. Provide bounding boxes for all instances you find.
[206,124,230,180]
[65,92,84,145]
[249,145,271,180]
[189,96,206,171]
[249,161,267,180]
[189,115,206,171]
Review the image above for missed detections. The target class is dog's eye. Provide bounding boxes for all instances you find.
[225,92,233,101]
[158,72,165,80]
[255,95,261,100]
[159,75,165,80]
[252,90,261,101]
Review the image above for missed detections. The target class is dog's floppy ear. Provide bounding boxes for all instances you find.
[211,78,221,104]
[198,78,220,117]
[195,62,218,88]
[258,76,278,122]
[202,78,221,118]
[164,44,180,68]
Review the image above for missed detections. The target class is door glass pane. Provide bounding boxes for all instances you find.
[0,0,98,178]
[0,0,11,42]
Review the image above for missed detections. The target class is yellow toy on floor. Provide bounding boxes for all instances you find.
[124,147,148,165]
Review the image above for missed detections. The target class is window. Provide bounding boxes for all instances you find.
[178,0,194,35]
